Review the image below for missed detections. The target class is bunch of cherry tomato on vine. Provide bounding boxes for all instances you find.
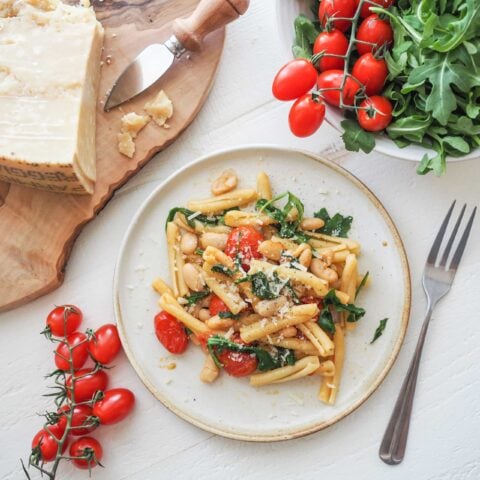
[273,0,395,137]
[29,305,135,473]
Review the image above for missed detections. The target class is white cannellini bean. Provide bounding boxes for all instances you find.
[258,240,283,261]
[319,268,339,284]
[279,326,297,338]
[180,232,198,255]
[300,217,325,231]
[211,169,238,196]
[198,308,211,322]
[254,297,288,317]
[182,263,204,292]
[310,258,326,277]
[200,232,228,250]
[299,248,312,268]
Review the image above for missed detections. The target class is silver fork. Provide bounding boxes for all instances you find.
[379,201,477,465]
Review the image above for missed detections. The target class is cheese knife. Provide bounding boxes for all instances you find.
[104,0,249,111]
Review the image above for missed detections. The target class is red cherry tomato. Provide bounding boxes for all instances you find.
[216,334,258,377]
[66,368,109,402]
[352,53,388,96]
[209,295,230,316]
[357,0,394,18]
[54,332,88,371]
[58,404,96,436]
[88,324,122,365]
[46,305,82,337]
[92,388,135,425]
[313,29,349,72]
[31,424,67,463]
[357,96,393,131]
[154,311,189,354]
[319,0,357,32]
[272,59,318,101]
[356,14,393,55]
[70,437,103,470]
[317,70,361,107]
[224,226,264,271]
[289,94,326,137]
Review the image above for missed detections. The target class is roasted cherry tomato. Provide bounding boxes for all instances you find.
[88,324,122,365]
[272,59,318,101]
[224,226,264,271]
[357,0,394,18]
[31,424,67,463]
[66,368,109,402]
[352,53,388,96]
[46,305,82,337]
[70,437,103,470]
[356,14,393,55]
[154,311,189,354]
[357,96,393,131]
[289,94,326,137]
[319,0,357,32]
[313,29,349,72]
[209,295,230,316]
[317,70,361,107]
[54,332,89,371]
[216,334,258,377]
[92,388,135,425]
[58,404,96,436]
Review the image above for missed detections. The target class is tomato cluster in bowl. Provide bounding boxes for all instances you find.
[273,0,395,138]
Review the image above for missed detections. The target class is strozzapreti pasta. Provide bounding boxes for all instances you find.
[152,170,370,404]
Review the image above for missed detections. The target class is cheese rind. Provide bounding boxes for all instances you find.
[0,0,104,194]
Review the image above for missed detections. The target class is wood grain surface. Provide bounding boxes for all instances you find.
[0,0,225,312]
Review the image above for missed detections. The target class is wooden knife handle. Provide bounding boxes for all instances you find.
[173,0,249,52]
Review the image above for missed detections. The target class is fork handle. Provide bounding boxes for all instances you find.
[379,309,432,465]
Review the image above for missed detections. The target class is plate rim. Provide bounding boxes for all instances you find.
[113,144,411,442]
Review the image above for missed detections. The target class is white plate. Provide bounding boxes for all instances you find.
[114,145,411,441]
[275,0,480,163]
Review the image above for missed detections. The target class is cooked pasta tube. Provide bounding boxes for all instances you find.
[240,303,319,343]
[194,223,232,234]
[200,354,219,383]
[340,253,358,301]
[223,210,276,227]
[166,222,189,297]
[265,336,319,356]
[203,273,246,315]
[356,272,371,288]
[270,235,299,252]
[202,246,235,269]
[297,322,335,357]
[151,278,174,296]
[250,356,320,387]
[308,232,360,254]
[187,189,258,214]
[257,171,272,200]
[159,293,209,334]
[239,313,262,326]
[173,213,195,233]
[319,326,345,404]
[316,360,335,376]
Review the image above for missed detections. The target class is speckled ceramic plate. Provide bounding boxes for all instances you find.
[275,0,480,164]
[113,145,411,441]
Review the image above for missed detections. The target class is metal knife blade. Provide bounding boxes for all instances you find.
[104,41,180,111]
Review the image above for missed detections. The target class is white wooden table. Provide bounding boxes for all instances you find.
[1,2,479,479]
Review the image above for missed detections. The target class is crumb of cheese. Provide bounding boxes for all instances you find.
[117,132,135,158]
[144,90,173,127]
[117,112,150,158]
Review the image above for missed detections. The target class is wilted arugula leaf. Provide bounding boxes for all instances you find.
[340,120,376,154]
[370,318,388,344]
[185,290,210,306]
[211,264,235,277]
[314,208,353,238]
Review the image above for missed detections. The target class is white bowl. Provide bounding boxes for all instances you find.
[275,0,479,163]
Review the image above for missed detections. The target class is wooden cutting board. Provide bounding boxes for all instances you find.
[0,0,225,312]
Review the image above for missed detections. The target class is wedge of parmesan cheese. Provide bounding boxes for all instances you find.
[0,0,104,194]
[145,90,173,127]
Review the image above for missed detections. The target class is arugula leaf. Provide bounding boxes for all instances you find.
[184,290,210,306]
[207,335,296,371]
[340,120,376,154]
[370,318,388,344]
[165,207,219,230]
[356,271,370,297]
[314,208,353,238]
[218,312,240,320]
[292,14,319,59]
[249,272,279,300]
[317,290,366,333]
[194,248,205,256]
[211,264,235,277]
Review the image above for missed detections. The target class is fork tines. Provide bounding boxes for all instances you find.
[427,201,477,271]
